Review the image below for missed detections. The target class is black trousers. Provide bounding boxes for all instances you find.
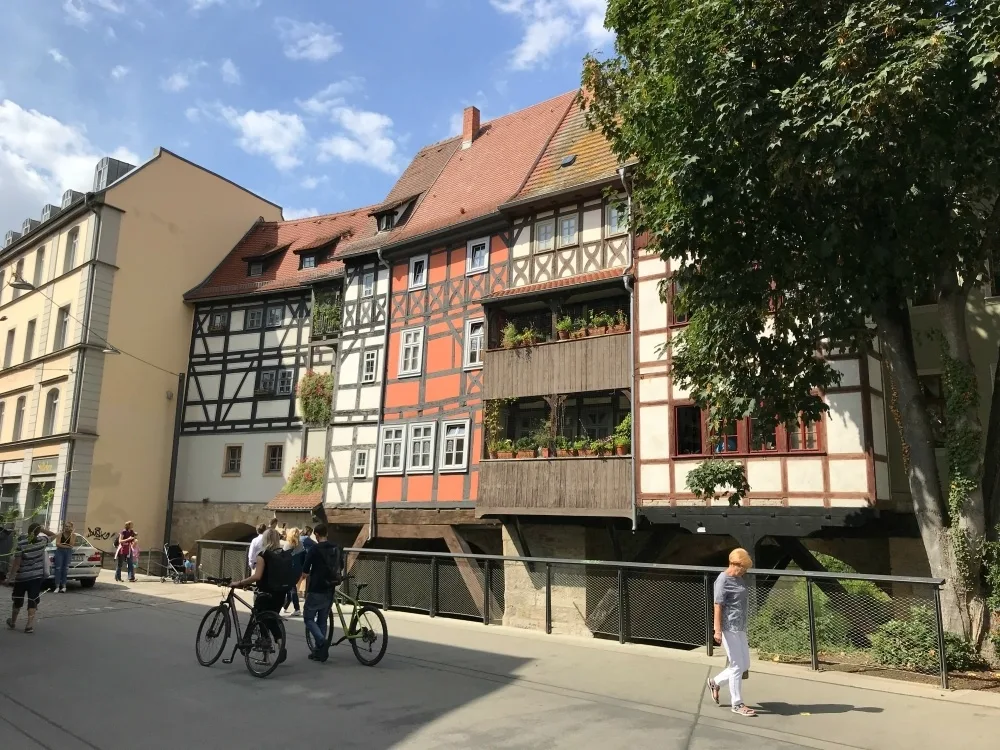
[253,592,285,642]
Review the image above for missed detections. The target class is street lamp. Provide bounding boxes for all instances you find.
[8,274,35,292]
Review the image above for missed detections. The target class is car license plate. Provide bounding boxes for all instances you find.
[73,554,84,562]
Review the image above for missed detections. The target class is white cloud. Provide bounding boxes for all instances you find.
[285,207,319,220]
[161,61,207,93]
[92,0,125,11]
[220,59,241,85]
[299,175,328,190]
[0,99,139,233]
[296,78,364,116]
[110,65,129,80]
[491,0,611,70]
[184,107,201,123]
[63,0,91,25]
[220,107,307,171]
[189,0,225,10]
[275,18,342,62]
[48,49,70,66]
[317,107,402,175]
[106,26,117,40]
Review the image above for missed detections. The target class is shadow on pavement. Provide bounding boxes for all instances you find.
[755,701,884,716]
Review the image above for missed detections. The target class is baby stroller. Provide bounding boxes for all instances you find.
[161,543,192,584]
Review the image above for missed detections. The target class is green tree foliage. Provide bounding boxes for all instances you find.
[297,370,334,426]
[585,0,1000,644]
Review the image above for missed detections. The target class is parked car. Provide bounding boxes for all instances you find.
[46,533,102,589]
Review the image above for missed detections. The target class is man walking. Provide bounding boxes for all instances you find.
[247,523,267,571]
[5,522,56,634]
[300,523,341,663]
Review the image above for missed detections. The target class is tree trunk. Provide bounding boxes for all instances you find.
[983,342,1000,539]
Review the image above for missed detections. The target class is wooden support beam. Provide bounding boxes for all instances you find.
[344,524,369,572]
[442,526,501,620]
[631,526,676,564]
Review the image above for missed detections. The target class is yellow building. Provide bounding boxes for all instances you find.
[0,148,282,555]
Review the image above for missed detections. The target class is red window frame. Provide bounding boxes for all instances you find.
[749,417,778,453]
[672,404,824,456]
[668,279,689,326]
[786,419,820,452]
[674,404,705,455]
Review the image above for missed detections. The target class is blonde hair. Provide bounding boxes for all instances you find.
[262,528,282,552]
[286,527,301,549]
[729,548,753,569]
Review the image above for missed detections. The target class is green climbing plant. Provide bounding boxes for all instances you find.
[483,398,513,457]
[685,459,750,507]
[297,370,334,426]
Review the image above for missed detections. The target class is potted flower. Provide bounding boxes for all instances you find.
[554,435,573,457]
[520,327,540,347]
[501,322,519,349]
[613,413,632,456]
[575,438,592,457]
[555,316,574,340]
[591,311,613,335]
[514,437,537,458]
[613,435,630,456]
[495,439,515,459]
[612,309,629,333]
[591,437,612,457]
[570,318,587,339]
[532,420,554,457]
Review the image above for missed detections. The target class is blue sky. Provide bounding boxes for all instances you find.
[0,0,612,231]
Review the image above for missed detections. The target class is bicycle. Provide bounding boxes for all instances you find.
[303,573,388,666]
[195,577,287,678]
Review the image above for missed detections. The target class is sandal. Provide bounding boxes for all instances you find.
[732,704,756,717]
[24,626,34,634]
[706,678,720,705]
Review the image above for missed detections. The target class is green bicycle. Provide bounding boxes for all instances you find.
[304,574,388,666]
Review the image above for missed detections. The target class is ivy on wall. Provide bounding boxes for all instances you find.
[297,370,334,426]
[281,458,325,495]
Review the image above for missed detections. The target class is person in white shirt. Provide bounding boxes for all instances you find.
[247,523,268,571]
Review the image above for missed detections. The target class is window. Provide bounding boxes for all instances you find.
[0,402,5,439]
[440,420,470,472]
[362,350,378,383]
[466,237,489,274]
[750,418,777,452]
[378,426,405,473]
[399,327,424,376]
[33,247,45,287]
[919,375,946,446]
[42,389,59,436]
[607,203,626,235]
[353,450,369,478]
[408,255,428,290]
[558,215,578,247]
[300,254,317,270]
[54,306,70,350]
[23,319,36,361]
[276,369,294,395]
[224,445,242,475]
[362,271,375,298]
[248,261,263,277]
[0,270,5,304]
[258,370,276,394]
[12,260,24,299]
[407,423,436,473]
[580,406,612,439]
[675,405,704,455]
[376,212,395,232]
[535,219,555,252]
[788,420,819,451]
[12,396,25,441]
[670,279,689,325]
[264,444,284,474]
[64,229,78,273]
[713,422,739,454]
[209,312,228,332]
[245,309,263,330]
[464,319,485,368]
[3,330,13,368]
[266,306,283,327]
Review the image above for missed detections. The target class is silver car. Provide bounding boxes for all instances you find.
[46,533,102,589]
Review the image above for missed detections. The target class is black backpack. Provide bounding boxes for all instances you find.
[260,548,298,593]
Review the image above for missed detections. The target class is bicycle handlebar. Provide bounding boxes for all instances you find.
[205,576,232,587]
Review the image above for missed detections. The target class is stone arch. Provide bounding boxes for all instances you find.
[203,522,257,544]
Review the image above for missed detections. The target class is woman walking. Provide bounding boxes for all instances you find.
[280,527,304,617]
[114,521,138,583]
[707,548,756,717]
[54,521,75,593]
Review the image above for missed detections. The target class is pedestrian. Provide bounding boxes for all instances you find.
[248,523,267,571]
[707,548,756,717]
[53,520,75,593]
[280,527,304,617]
[5,522,56,633]
[300,523,341,663]
[114,521,138,583]
[229,528,287,665]
[299,526,315,601]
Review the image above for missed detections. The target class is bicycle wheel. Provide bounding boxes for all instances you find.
[244,611,286,679]
[305,608,336,654]
[195,606,230,667]
[349,606,388,666]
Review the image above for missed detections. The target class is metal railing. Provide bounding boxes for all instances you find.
[194,540,952,688]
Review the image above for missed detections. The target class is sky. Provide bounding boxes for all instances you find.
[0,0,613,233]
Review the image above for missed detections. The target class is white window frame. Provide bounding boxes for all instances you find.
[557,215,578,248]
[276,368,294,395]
[258,370,277,394]
[406,422,436,474]
[362,271,375,298]
[408,254,428,290]
[266,305,284,327]
[439,419,471,473]
[245,309,263,330]
[464,318,485,370]
[466,236,490,275]
[353,449,369,479]
[606,203,627,236]
[398,326,424,377]
[362,350,378,384]
[377,425,406,474]
[264,444,284,475]
[300,254,317,270]
[223,445,242,476]
[534,218,555,252]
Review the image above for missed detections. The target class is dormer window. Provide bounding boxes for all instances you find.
[376,212,396,232]
[300,253,317,270]
[248,261,264,277]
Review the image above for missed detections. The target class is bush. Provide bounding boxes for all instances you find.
[297,370,334,425]
[870,606,985,672]
[749,580,851,657]
[281,458,325,494]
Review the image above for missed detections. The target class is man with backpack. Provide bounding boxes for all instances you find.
[299,523,341,663]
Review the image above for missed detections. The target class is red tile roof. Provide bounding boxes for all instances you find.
[383,92,578,248]
[483,268,627,301]
[186,208,378,301]
[265,492,322,511]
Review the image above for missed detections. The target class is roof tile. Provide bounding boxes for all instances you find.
[265,492,322,511]
[483,268,626,301]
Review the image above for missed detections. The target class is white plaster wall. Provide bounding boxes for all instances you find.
[228,332,259,352]
[824,393,865,454]
[358,386,381,410]
[638,333,665,364]
[746,460,782,493]
[256,400,289,419]
[512,222,531,259]
[786,458,824,492]
[639,404,670,460]
[197,374,221,399]
[875,460,890,500]
[640,463,670,494]
[639,375,669,403]
[637,279,667,332]
[581,208,602,243]
[828,459,868,492]
[868,355,883,392]
[673,461,699,494]
[831,359,861,388]
[224,402,252,421]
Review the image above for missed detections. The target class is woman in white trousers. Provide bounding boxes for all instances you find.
[707,548,756,717]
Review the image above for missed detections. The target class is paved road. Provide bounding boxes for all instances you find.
[1,574,998,750]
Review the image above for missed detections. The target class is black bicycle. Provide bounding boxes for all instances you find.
[195,577,287,678]
[303,574,388,666]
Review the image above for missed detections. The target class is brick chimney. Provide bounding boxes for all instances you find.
[461,106,481,150]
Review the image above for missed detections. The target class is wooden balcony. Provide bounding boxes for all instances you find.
[477,456,632,518]
[482,332,631,400]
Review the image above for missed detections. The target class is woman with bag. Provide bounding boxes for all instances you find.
[114,521,138,583]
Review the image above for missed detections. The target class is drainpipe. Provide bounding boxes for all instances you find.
[369,249,392,542]
[162,372,185,548]
[618,167,638,532]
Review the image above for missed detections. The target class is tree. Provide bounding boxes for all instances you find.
[585,0,1000,644]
